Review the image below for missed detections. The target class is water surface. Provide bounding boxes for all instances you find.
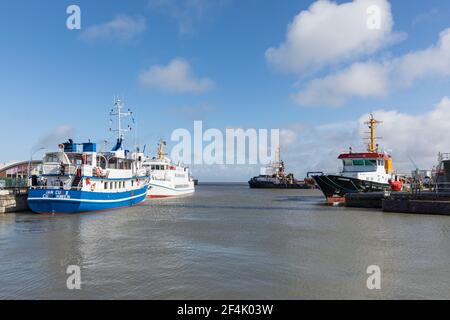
[1,183,449,299]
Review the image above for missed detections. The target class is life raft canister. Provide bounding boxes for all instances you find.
[388,179,403,192]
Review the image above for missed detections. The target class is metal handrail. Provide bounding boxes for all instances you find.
[438,153,450,161]
[29,185,83,191]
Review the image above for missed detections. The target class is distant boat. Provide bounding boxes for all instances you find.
[249,147,315,189]
[311,114,397,203]
[27,100,149,213]
[142,139,195,198]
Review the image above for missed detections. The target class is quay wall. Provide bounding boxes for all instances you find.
[0,189,28,213]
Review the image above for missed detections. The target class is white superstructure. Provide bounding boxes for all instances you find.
[143,139,195,198]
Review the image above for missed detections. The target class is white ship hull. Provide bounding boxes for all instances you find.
[147,180,195,198]
[143,139,195,199]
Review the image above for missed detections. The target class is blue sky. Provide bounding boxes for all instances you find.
[1,0,450,181]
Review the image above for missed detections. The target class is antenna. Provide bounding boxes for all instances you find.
[109,99,134,141]
[134,117,137,152]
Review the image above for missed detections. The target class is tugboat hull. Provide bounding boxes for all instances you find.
[312,174,390,200]
[248,179,314,189]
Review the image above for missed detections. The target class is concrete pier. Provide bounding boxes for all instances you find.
[0,189,28,213]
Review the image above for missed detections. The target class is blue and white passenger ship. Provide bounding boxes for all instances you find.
[28,100,149,214]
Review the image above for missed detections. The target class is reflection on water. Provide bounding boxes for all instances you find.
[0,183,449,299]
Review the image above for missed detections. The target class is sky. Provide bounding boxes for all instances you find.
[1,0,450,181]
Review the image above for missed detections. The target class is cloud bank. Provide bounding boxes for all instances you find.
[266,0,399,74]
[295,28,450,106]
[139,58,214,93]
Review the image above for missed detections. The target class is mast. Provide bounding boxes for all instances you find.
[274,145,281,164]
[109,99,134,150]
[157,139,166,160]
[365,114,382,153]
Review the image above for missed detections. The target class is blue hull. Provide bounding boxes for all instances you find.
[27,185,148,214]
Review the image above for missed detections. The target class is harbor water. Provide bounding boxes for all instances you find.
[0,183,449,299]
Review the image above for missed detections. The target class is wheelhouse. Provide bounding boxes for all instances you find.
[338,152,393,174]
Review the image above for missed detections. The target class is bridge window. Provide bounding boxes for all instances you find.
[44,154,60,163]
[343,159,353,166]
[353,159,365,166]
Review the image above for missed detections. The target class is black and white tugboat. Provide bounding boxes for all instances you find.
[249,147,314,189]
[312,114,396,204]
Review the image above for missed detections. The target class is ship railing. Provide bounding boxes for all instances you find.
[92,167,109,178]
[438,153,450,162]
[63,164,78,175]
[433,181,450,193]
[410,180,450,196]
[29,185,83,190]
[306,171,324,177]
[42,164,78,176]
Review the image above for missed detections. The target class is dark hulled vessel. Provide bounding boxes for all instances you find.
[249,148,315,189]
[312,114,396,203]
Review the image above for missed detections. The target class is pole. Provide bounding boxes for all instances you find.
[28,147,45,187]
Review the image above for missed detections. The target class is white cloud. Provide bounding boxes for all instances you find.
[278,121,360,176]
[295,62,389,107]
[139,58,214,93]
[295,28,450,107]
[148,0,230,34]
[358,97,450,169]
[393,28,450,87]
[81,15,146,42]
[280,129,298,147]
[266,0,400,73]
